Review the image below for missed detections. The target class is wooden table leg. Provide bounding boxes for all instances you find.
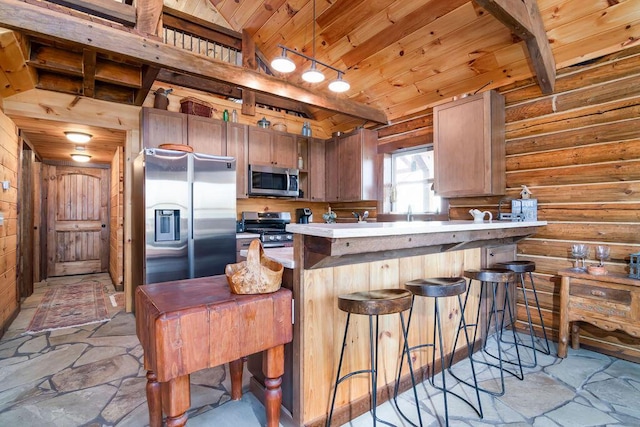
[558,275,570,358]
[571,323,581,349]
[146,370,162,427]
[229,358,244,400]
[161,375,191,427]
[262,345,285,427]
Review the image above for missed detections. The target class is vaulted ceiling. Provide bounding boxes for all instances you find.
[0,0,639,163]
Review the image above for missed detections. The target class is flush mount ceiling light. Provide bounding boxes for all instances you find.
[271,0,349,92]
[70,153,91,163]
[65,131,92,143]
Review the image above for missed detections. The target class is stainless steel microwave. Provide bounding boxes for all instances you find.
[248,164,299,197]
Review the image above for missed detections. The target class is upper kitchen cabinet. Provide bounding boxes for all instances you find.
[325,128,378,202]
[433,90,505,198]
[248,127,297,169]
[187,115,226,155]
[227,122,248,199]
[141,108,226,156]
[297,136,325,201]
[141,108,187,148]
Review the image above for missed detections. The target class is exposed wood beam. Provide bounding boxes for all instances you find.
[0,0,387,124]
[136,0,163,36]
[155,69,315,117]
[241,29,256,117]
[163,7,242,50]
[476,0,556,93]
[135,64,159,106]
[82,48,96,98]
[46,0,136,27]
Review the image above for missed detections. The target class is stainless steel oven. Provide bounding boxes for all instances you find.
[248,164,299,197]
[241,211,293,248]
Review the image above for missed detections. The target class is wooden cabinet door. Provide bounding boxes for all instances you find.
[187,115,226,155]
[248,127,273,166]
[434,90,505,197]
[141,108,187,148]
[227,123,248,198]
[44,165,109,276]
[308,138,325,201]
[272,132,296,168]
[338,132,362,201]
[325,137,340,201]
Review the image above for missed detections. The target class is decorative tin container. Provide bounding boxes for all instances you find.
[511,198,537,221]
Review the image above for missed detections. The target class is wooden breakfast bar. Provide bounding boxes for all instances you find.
[135,276,293,427]
[285,220,547,426]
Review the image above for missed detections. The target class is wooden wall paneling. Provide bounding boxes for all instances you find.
[507,160,640,187]
[508,117,640,156]
[0,109,20,336]
[506,139,640,171]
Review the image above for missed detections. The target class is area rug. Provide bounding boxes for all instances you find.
[24,281,111,334]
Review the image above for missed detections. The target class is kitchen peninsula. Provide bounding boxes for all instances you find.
[282,220,546,426]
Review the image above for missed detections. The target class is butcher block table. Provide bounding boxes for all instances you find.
[135,275,293,427]
[558,269,640,358]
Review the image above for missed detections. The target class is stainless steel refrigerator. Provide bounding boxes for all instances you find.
[132,148,236,286]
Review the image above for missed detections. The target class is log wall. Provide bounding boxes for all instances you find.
[380,46,640,362]
[0,109,20,337]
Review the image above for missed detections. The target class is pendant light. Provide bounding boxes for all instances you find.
[271,47,296,73]
[301,0,325,83]
[328,72,350,93]
[270,0,349,92]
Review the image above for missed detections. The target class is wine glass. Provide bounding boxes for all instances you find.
[596,245,610,267]
[578,244,589,270]
[570,244,583,271]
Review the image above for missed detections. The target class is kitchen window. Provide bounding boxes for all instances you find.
[388,147,442,214]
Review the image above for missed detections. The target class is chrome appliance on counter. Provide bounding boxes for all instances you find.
[241,211,293,247]
[132,148,237,285]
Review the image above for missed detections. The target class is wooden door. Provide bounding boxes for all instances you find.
[45,165,110,277]
[187,115,226,155]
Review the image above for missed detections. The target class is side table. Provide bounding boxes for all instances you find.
[558,268,640,358]
[135,276,293,427]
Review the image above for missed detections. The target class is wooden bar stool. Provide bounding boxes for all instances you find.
[326,289,421,427]
[395,277,482,427]
[448,268,523,397]
[495,260,551,367]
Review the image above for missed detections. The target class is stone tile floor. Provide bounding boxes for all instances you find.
[1,274,640,426]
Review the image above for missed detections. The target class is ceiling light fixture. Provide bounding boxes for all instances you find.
[70,153,92,163]
[270,0,349,93]
[328,72,351,93]
[65,132,92,143]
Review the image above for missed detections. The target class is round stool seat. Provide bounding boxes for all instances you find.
[405,277,467,298]
[464,268,516,283]
[495,261,535,273]
[338,289,412,315]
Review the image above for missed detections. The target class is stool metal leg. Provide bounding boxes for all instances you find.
[327,312,352,427]
[392,310,423,427]
[527,271,551,355]
[483,282,525,382]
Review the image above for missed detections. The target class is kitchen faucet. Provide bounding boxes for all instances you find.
[407,205,413,222]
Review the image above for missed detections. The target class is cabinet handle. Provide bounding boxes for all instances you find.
[590,289,606,297]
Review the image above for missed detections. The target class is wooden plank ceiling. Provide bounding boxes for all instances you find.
[0,0,639,163]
